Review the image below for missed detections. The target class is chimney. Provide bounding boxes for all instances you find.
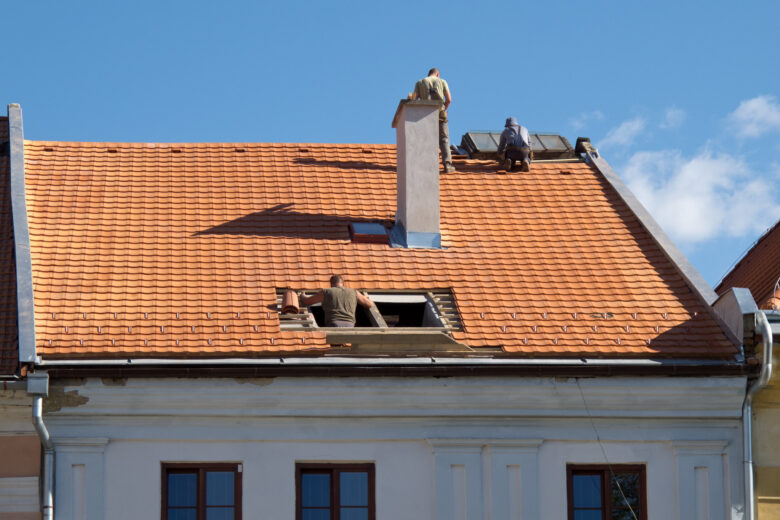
[390,99,442,249]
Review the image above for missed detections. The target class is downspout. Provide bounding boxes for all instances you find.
[28,373,53,520]
[743,311,773,520]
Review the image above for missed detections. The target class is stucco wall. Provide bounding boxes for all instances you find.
[41,375,747,520]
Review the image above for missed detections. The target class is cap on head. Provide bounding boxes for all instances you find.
[505,117,518,127]
[329,274,344,287]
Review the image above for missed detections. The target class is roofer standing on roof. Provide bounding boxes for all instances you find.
[299,275,375,328]
[497,117,532,172]
[412,68,455,174]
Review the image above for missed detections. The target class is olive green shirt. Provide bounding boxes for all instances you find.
[322,287,358,324]
[414,76,449,110]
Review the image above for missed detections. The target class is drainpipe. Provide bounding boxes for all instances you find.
[28,373,53,520]
[743,311,773,520]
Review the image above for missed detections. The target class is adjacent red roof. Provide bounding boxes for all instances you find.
[0,117,19,374]
[717,219,780,306]
[22,141,737,360]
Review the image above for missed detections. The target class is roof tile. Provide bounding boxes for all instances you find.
[22,141,736,360]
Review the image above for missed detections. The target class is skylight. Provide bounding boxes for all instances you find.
[349,222,389,245]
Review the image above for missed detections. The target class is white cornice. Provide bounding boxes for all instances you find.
[42,376,746,420]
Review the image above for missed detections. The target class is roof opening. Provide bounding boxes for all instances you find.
[349,222,389,245]
[276,289,461,331]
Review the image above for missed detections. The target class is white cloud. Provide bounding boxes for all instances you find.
[599,117,646,149]
[660,107,686,129]
[728,95,780,138]
[570,110,604,130]
[622,149,780,244]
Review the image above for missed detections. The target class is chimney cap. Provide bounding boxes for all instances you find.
[392,99,443,128]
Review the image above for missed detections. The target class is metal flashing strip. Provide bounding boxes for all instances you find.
[584,148,718,304]
[7,104,36,364]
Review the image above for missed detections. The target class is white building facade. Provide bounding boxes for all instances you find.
[32,371,747,520]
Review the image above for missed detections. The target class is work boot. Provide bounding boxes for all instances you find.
[520,159,530,172]
[444,163,456,173]
[503,158,513,172]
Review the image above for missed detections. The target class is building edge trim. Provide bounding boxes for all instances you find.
[583,146,742,353]
[584,149,717,304]
[7,104,36,365]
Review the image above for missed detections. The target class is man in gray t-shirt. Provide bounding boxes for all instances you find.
[299,275,374,327]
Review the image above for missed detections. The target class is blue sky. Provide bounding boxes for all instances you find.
[2,0,779,288]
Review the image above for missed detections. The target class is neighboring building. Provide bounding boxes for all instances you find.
[716,218,780,520]
[0,100,752,520]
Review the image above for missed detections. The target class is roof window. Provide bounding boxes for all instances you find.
[349,222,389,245]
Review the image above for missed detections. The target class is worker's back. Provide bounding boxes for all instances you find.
[323,287,358,324]
[415,76,448,104]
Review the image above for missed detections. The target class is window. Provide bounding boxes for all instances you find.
[296,463,375,520]
[567,465,646,520]
[162,463,242,520]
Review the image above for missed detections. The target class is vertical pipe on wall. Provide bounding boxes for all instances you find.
[743,311,773,520]
[32,396,54,520]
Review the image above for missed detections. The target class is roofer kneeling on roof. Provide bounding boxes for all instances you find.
[497,117,532,173]
[410,68,455,174]
[299,275,375,327]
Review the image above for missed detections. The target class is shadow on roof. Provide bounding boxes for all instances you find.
[194,203,392,240]
[294,157,396,172]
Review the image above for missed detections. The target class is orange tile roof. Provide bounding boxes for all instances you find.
[22,141,737,360]
[0,117,18,374]
[717,219,780,306]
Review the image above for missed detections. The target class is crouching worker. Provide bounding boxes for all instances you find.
[497,117,532,172]
[299,275,375,327]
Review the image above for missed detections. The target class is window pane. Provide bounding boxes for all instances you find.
[611,473,639,510]
[341,508,369,520]
[302,510,331,520]
[206,507,235,520]
[168,510,197,520]
[573,474,602,508]
[302,473,331,508]
[340,472,368,506]
[574,511,603,520]
[168,473,197,507]
[206,471,235,506]
[611,511,638,520]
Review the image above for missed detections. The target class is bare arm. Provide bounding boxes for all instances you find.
[443,88,451,110]
[356,291,374,308]
[299,290,324,306]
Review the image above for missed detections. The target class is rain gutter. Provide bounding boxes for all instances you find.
[36,356,748,378]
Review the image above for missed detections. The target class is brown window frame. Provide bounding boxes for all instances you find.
[295,463,376,520]
[566,464,647,520]
[161,462,242,520]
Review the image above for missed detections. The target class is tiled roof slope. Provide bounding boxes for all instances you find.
[0,117,19,373]
[717,219,780,305]
[23,141,737,360]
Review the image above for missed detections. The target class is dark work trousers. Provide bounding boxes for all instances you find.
[505,145,530,164]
